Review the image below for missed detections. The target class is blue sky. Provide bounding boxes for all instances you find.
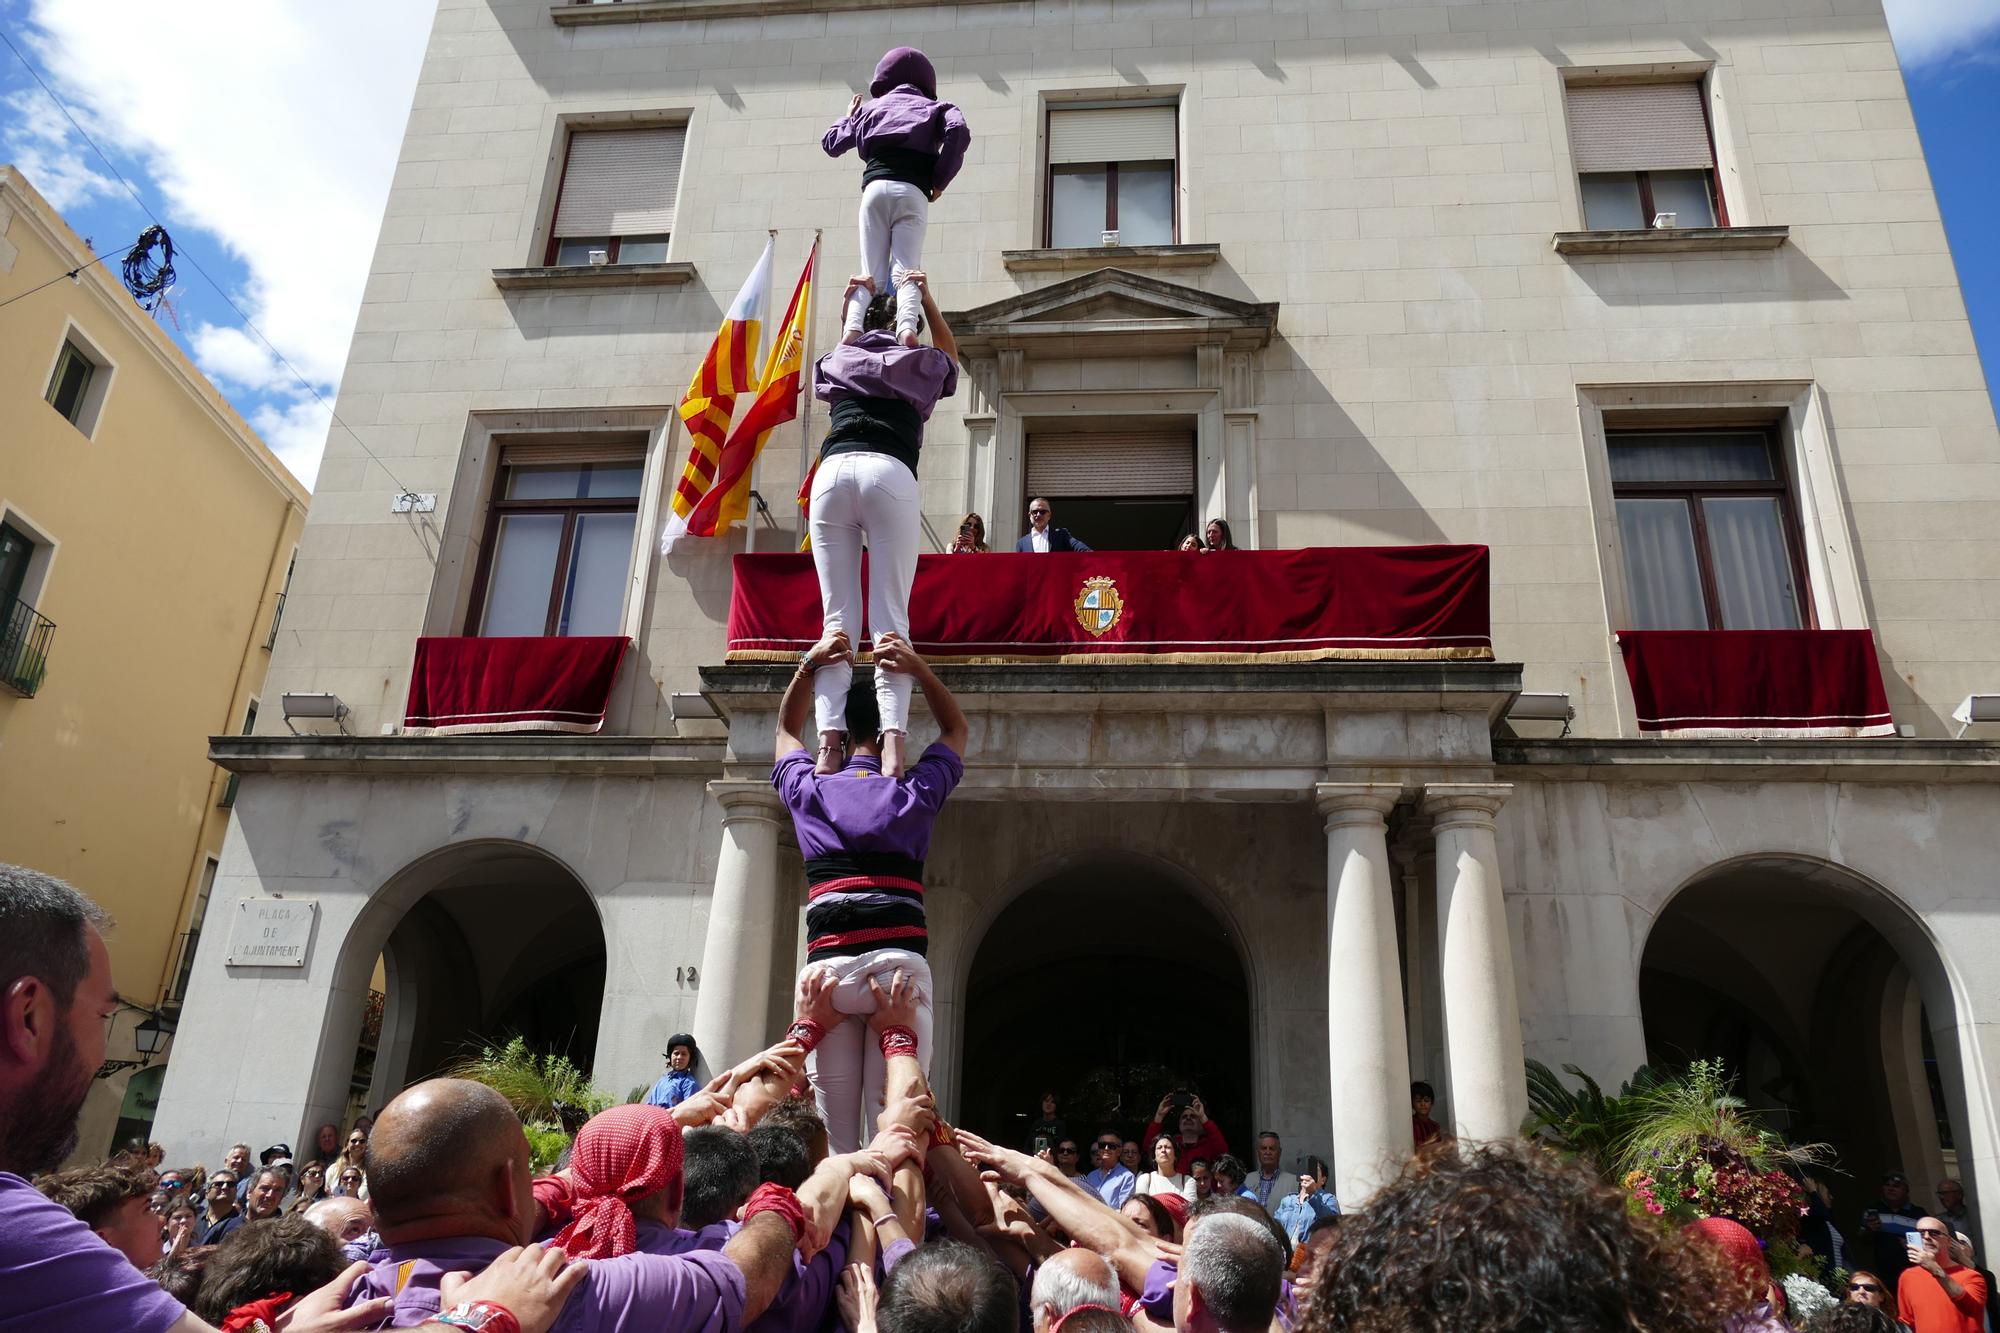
[3,1,1998,488]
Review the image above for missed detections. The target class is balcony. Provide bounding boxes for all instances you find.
[0,597,55,697]
[263,590,286,651]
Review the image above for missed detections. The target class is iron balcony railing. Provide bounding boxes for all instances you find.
[263,591,286,650]
[0,597,54,697]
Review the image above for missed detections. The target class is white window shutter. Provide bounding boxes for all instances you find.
[1566,83,1715,174]
[1048,106,1177,165]
[552,127,685,237]
[1026,432,1196,497]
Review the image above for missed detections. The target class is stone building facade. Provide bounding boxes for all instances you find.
[156,0,2000,1238]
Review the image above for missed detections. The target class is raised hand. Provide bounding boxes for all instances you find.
[671,1071,734,1128]
[807,629,853,670]
[847,93,864,117]
[955,1127,1034,1184]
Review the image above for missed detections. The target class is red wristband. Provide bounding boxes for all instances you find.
[437,1303,521,1333]
[744,1181,808,1244]
[878,1024,918,1060]
[788,1018,828,1053]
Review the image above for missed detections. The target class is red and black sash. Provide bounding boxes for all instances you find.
[805,851,927,961]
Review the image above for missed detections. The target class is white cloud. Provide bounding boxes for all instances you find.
[1,88,117,210]
[250,394,337,487]
[190,322,286,395]
[1882,0,2000,66]
[18,0,440,486]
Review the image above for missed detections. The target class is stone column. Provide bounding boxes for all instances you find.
[691,782,786,1068]
[1316,783,1412,1207]
[1421,783,1527,1142]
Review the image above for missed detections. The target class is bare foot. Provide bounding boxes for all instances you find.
[816,730,845,774]
[881,729,907,778]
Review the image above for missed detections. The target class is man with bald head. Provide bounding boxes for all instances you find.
[347,1077,804,1329]
[305,1194,377,1260]
[1029,1248,1121,1333]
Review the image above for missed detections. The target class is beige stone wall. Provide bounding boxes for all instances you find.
[272,0,1999,741]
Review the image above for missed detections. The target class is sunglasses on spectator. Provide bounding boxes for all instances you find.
[1057,1146,1078,1155]
[1851,1282,1882,1293]
[342,1172,362,1182]
[209,1181,232,1190]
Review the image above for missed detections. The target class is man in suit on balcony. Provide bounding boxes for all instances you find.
[1016,498,1091,552]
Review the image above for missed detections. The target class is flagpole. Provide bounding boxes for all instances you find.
[744,229,780,554]
[794,228,824,549]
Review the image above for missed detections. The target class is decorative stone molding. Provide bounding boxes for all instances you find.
[943,267,1277,360]
[1001,244,1221,274]
[552,0,1019,24]
[1552,226,1788,256]
[491,263,697,291]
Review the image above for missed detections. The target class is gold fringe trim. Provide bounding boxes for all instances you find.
[724,646,1495,666]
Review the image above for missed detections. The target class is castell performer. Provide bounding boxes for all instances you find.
[823,46,970,346]
[771,626,967,1154]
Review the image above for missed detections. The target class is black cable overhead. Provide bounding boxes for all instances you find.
[120,224,175,312]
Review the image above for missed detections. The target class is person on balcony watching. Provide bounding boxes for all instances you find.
[949,513,989,554]
[774,628,968,1155]
[807,271,959,779]
[1202,519,1237,552]
[1016,499,1090,553]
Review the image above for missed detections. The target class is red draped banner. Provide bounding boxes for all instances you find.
[726,546,1492,663]
[403,636,628,735]
[1617,629,1893,737]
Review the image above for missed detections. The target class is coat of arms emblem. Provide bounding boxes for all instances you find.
[1074,576,1124,636]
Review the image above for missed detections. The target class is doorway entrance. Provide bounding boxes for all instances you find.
[959,857,1253,1158]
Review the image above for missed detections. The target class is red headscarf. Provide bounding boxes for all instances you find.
[552,1104,684,1259]
[1685,1216,1784,1315]
[1153,1190,1189,1236]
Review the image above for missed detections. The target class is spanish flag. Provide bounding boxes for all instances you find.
[681,239,816,542]
[662,237,774,550]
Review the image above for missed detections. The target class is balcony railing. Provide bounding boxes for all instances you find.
[0,597,55,697]
[263,591,286,650]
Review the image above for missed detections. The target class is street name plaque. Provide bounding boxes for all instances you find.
[225,897,319,968]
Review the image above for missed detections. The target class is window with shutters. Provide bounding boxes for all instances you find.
[43,324,113,437]
[1024,427,1196,550]
[467,442,646,636]
[1045,103,1178,249]
[544,124,685,266]
[1610,428,1811,632]
[1565,80,1725,231]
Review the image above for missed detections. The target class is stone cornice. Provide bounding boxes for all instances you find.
[551,0,1019,24]
[1494,736,2000,783]
[208,733,726,776]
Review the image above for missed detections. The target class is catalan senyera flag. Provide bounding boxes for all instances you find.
[681,238,817,542]
[662,237,775,551]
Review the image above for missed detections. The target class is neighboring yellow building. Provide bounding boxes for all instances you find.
[0,166,308,1160]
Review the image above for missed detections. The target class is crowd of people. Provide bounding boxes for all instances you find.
[943,500,1240,556]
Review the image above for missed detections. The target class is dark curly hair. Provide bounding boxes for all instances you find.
[1298,1140,1740,1333]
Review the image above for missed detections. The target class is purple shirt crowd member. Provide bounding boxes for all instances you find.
[803,272,959,781]
[343,1078,802,1330]
[822,47,970,340]
[774,631,969,1154]
[0,1171,186,1333]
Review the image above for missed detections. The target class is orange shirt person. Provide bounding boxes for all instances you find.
[1899,1217,1988,1333]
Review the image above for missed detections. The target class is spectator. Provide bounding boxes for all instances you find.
[1410,1081,1442,1147]
[1272,1156,1339,1246]
[1188,1159,1212,1199]
[1291,1213,1341,1294]
[36,1159,163,1269]
[1248,1133,1296,1210]
[1055,1139,1087,1184]
[312,1121,342,1163]
[1936,1178,1977,1246]
[1119,1141,1143,1176]
[1202,519,1236,552]
[1027,1247,1120,1333]
[950,513,990,554]
[643,1033,702,1109]
[242,1168,288,1225]
[1177,535,1201,552]
[1846,1269,1892,1309]
[1143,1094,1228,1179]
[1864,1170,1925,1289]
[1176,1212,1284,1333]
[195,1169,244,1245]
[1121,1193,1175,1241]
[289,1159,329,1214]
[1084,1133,1137,1209]
[333,1126,370,1187]
[1209,1155,1253,1201]
[333,1163,367,1199]
[1133,1132,1193,1202]
[1898,1215,1987,1333]
[165,1201,198,1256]
[221,1143,253,1198]
[304,1195,377,1260]
[1029,1092,1067,1153]
[879,1240,1017,1333]
[1299,1140,1736,1333]
[193,1214,343,1327]
[1016,499,1090,553]
[1685,1216,1788,1329]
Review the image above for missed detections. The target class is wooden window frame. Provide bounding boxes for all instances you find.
[45,340,97,425]
[1608,426,1814,632]
[1571,77,1731,229]
[464,466,640,636]
[1042,107,1181,248]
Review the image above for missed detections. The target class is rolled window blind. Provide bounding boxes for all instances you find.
[1026,432,1195,497]
[552,127,684,237]
[1048,106,1177,165]
[1566,83,1714,174]
[500,440,647,466]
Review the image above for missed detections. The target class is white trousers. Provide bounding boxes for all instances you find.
[843,180,929,337]
[800,949,934,1156]
[808,451,920,737]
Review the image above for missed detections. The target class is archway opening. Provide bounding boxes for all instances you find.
[960,859,1253,1158]
[347,847,606,1117]
[1640,858,1956,1242]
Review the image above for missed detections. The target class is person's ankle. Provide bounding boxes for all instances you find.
[815,730,845,774]
[881,729,908,777]
[897,327,919,349]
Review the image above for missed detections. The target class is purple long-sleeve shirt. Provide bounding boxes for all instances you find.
[347,1235,744,1332]
[814,333,957,422]
[822,48,970,197]
[774,744,963,862]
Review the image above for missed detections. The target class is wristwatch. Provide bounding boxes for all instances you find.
[434,1302,522,1333]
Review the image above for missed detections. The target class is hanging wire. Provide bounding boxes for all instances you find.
[0,26,427,514]
[121,225,175,312]
[0,242,122,311]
